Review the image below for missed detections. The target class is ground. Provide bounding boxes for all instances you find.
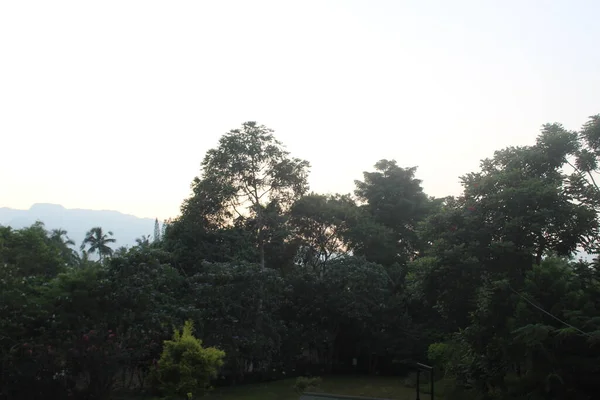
[117,375,435,400]
[204,375,432,400]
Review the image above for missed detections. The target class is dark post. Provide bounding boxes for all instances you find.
[416,362,434,400]
[416,370,420,400]
[430,368,434,400]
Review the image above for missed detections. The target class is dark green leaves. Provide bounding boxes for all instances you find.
[353,160,433,265]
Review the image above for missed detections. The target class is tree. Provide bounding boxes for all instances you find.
[106,245,183,390]
[50,228,80,266]
[153,218,161,243]
[281,256,396,374]
[353,160,434,266]
[161,219,168,240]
[50,228,75,247]
[164,185,259,273]
[135,235,152,248]
[289,193,357,275]
[193,121,310,269]
[80,227,116,262]
[187,262,285,382]
[153,320,225,398]
[543,115,600,252]
[415,118,600,398]
[0,222,68,277]
[572,114,600,204]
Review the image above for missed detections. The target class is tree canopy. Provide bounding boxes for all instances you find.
[4,116,600,400]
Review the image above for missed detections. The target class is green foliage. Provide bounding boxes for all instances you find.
[0,222,71,277]
[154,218,161,243]
[427,342,451,373]
[293,376,322,393]
[289,193,356,273]
[197,121,310,269]
[353,159,435,265]
[0,227,183,399]
[165,122,310,273]
[153,320,225,398]
[5,115,600,400]
[186,262,285,380]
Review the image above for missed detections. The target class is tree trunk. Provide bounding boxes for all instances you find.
[259,238,265,269]
[255,200,266,270]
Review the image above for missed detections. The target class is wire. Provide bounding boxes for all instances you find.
[508,285,593,338]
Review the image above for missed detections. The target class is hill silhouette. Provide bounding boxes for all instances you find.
[0,203,157,251]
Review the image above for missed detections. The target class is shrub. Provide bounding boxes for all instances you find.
[293,376,322,393]
[427,342,452,371]
[153,320,225,399]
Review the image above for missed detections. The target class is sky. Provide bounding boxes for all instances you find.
[1,0,599,220]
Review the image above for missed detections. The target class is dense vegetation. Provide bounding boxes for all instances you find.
[2,117,600,400]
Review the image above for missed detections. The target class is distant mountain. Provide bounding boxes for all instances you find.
[0,203,157,251]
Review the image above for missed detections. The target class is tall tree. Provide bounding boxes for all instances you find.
[416,134,598,332]
[50,228,75,247]
[50,228,80,266]
[153,218,161,243]
[414,119,600,398]
[545,115,600,252]
[161,219,169,240]
[0,222,67,277]
[198,121,310,268]
[135,235,152,248]
[353,160,434,266]
[80,227,116,262]
[164,177,254,274]
[289,193,357,274]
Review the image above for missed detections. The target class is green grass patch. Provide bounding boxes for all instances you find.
[205,375,432,400]
[115,375,436,400]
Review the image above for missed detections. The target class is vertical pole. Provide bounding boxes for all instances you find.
[430,368,434,400]
[416,370,420,400]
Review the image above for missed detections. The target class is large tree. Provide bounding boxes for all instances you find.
[80,227,116,262]
[0,222,68,277]
[194,121,310,269]
[288,193,357,275]
[413,119,600,398]
[352,159,434,266]
[416,130,598,332]
[153,218,161,243]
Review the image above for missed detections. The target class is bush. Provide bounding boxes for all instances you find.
[427,342,452,373]
[293,376,322,393]
[153,320,225,399]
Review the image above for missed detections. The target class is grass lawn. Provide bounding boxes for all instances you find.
[205,375,432,400]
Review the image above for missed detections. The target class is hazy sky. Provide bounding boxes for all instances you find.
[1,1,599,220]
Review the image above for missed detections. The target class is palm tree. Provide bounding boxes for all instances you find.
[114,246,129,257]
[135,235,152,248]
[80,227,116,262]
[51,228,80,266]
[51,228,75,247]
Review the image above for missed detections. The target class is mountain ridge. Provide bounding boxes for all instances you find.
[0,203,158,250]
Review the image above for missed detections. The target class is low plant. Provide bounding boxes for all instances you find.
[293,376,323,393]
[152,320,225,399]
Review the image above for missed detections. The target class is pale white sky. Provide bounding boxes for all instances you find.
[1,0,599,220]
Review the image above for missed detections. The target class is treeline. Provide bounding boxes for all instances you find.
[2,118,600,399]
